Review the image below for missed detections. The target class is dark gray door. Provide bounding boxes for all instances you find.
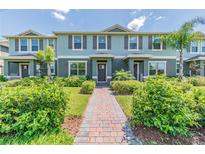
[21,64,29,78]
[98,64,106,82]
[134,63,139,80]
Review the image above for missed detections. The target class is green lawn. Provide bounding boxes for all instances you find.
[115,95,132,117]
[64,87,91,117]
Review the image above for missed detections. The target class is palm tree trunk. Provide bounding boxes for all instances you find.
[179,50,184,80]
[47,63,51,81]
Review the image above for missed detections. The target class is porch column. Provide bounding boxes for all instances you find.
[4,60,8,76]
[29,60,35,76]
[128,59,134,75]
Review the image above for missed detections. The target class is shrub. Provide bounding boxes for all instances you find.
[110,80,142,94]
[0,82,67,138]
[80,81,96,94]
[0,75,7,82]
[192,87,205,126]
[112,69,135,81]
[187,77,205,86]
[61,76,87,87]
[132,76,199,136]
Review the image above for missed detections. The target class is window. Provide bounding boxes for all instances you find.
[153,36,162,50]
[20,39,28,51]
[31,39,39,52]
[69,61,87,76]
[191,41,198,53]
[35,63,41,76]
[148,61,166,75]
[73,35,82,50]
[50,63,55,75]
[202,41,205,52]
[48,39,55,49]
[129,36,138,50]
[176,61,180,75]
[98,35,106,50]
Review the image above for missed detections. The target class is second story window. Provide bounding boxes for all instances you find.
[31,39,39,52]
[20,39,28,51]
[98,35,107,50]
[129,36,138,50]
[48,39,55,49]
[73,35,82,50]
[202,41,205,53]
[191,41,198,53]
[152,36,162,50]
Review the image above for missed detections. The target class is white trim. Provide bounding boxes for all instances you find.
[148,61,167,76]
[151,56,176,59]
[97,62,107,83]
[19,38,29,53]
[201,40,205,53]
[68,60,87,76]
[58,56,89,59]
[128,35,139,51]
[97,35,107,51]
[107,76,112,79]
[47,39,55,50]
[134,62,140,80]
[190,41,199,54]
[92,76,97,79]
[176,61,180,75]
[31,39,39,52]
[152,35,163,51]
[72,35,83,50]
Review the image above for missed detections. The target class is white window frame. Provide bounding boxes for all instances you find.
[176,61,180,75]
[68,61,87,76]
[72,35,83,50]
[148,61,167,76]
[31,39,39,52]
[190,41,199,53]
[201,40,205,53]
[19,39,29,52]
[152,36,163,51]
[50,63,55,75]
[128,35,139,51]
[47,39,55,50]
[97,35,107,50]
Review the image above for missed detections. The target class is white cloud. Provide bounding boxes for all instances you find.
[127,16,147,31]
[129,9,142,16]
[155,16,166,21]
[51,9,70,21]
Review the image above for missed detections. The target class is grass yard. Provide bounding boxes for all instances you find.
[115,95,132,117]
[64,87,91,117]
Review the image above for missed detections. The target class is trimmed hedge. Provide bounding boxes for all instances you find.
[132,76,199,136]
[187,77,205,86]
[80,81,96,94]
[110,80,142,94]
[0,82,67,138]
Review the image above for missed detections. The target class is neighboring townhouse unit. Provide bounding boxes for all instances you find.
[0,39,9,75]
[3,24,205,83]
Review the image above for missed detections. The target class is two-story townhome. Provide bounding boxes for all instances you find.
[0,39,9,75]
[4,24,204,83]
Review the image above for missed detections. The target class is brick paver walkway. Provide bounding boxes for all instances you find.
[75,87,141,145]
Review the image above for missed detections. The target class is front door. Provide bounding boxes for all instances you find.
[21,64,29,78]
[98,63,106,82]
[134,63,140,81]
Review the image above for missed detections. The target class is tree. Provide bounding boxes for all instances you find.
[162,17,205,80]
[36,46,55,80]
[189,60,200,76]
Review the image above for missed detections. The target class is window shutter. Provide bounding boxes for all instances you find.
[138,35,143,50]
[83,35,87,49]
[39,39,43,50]
[162,40,166,50]
[93,35,97,49]
[68,35,72,49]
[124,35,128,50]
[107,35,111,50]
[148,35,152,49]
[15,39,19,51]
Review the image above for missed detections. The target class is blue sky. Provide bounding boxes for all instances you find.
[1,9,205,38]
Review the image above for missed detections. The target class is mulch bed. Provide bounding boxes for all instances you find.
[62,117,82,137]
[133,125,205,145]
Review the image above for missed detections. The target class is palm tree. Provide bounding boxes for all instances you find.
[36,46,55,80]
[163,17,205,80]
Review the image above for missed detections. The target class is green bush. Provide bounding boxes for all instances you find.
[80,81,96,94]
[112,69,135,81]
[58,76,87,87]
[132,76,199,136]
[0,75,7,82]
[192,87,205,125]
[110,80,142,94]
[0,82,67,138]
[187,77,205,86]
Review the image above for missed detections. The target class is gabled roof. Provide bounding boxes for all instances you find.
[17,29,43,36]
[101,24,134,32]
[186,55,205,62]
[0,39,9,48]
